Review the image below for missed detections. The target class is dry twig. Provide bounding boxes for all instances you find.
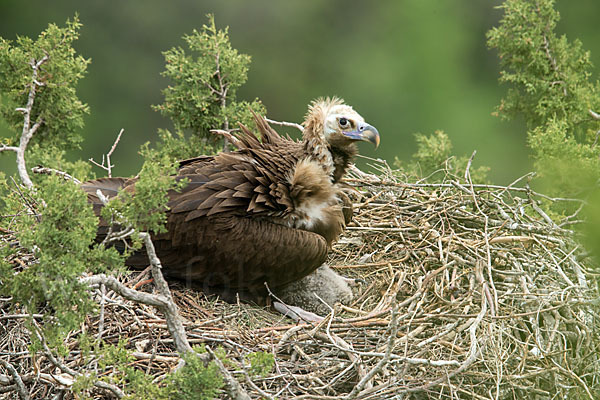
[89,128,124,177]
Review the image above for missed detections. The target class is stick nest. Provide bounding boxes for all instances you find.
[2,161,599,399]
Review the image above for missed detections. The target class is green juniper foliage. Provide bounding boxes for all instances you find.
[157,346,224,400]
[102,149,184,240]
[487,0,600,197]
[0,17,117,349]
[73,339,224,400]
[0,16,171,395]
[150,128,211,163]
[0,177,122,351]
[488,0,600,259]
[153,14,265,160]
[93,344,227,400]
[246,351,275,378]
[0,16,93,181]
[0,16,90,152]
[30,143,94,182]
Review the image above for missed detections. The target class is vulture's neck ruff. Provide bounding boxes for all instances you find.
[302,98,380,183]
[303,126,336,180]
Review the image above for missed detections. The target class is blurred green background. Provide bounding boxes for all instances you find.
[1,0,599,184]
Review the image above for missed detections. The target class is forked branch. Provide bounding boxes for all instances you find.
[89,128,124,177]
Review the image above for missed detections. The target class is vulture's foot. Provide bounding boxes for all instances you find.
[276,264,354,316]
[273,301,324,323]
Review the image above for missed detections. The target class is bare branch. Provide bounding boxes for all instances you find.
[592,130,600,147]
[0,144,19,153]
[81,274,171,311]
[589,109,600,120]
[31,166,81,184]
[464,150,477,181]
[264,117,304,132]
[210,129,243,148]
[89,128,124,177]
[107,129,124,158]
[210,40,230,151]
[28,118,44,137]
[32,323,125,398]
[0,359,30,400]
[97,283,106,341]
[240,366,276,400]
[139,232,194,354]
[590,110,600,147]
[205,346,251,400]
[542,33,567,96]
[88,192,193,355]
[11,55,50,188]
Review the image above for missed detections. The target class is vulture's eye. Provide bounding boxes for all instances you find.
[339,117,349,128]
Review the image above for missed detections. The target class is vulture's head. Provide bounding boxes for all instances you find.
[304,97,380,149]
[303,97,380,182]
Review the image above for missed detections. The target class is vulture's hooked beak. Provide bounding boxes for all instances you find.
[342,123,380,148]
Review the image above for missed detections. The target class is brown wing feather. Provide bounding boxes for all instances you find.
[169,149,293,220]
[168,121,310,221]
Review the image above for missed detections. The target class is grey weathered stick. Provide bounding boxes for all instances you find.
[464,150,477,181]
[97,283,106,341]
[89,190,202,356]
[205,345,251,400]
[265,117,304,132]
[0,359,30,400]
[89,128,124,177]
[139,232,194,354]
[31,166,81,184]
[81,274,169,308]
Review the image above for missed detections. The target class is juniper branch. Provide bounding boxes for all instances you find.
[0,55,50,188]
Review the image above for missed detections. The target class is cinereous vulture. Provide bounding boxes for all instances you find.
[82,98,380,308]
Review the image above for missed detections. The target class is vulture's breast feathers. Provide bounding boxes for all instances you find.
[286,158,344,244]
